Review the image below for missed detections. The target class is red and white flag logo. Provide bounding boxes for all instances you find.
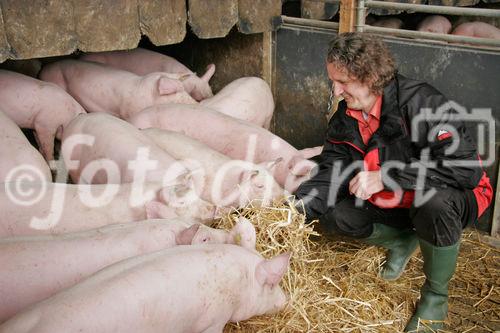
[437,129,452,141]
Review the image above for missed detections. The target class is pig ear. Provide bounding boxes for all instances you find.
[299,146,323,159]
[158,77,183,95]
[288,157,317,177]
[228,218,256,249]
[201,64,216,82]
[255,253,291,288]
[176,224,201,245]
[239,169,260,183]
[145,201,177,219]
[259,157,284,172]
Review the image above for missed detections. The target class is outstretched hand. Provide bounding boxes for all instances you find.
[349,170,384,200]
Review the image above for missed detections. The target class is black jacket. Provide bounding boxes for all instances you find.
[295,74,485,220]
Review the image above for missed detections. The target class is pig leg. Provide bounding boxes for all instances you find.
[33,123,57,161]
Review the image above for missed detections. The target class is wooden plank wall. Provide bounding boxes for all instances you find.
[0,0,281,62]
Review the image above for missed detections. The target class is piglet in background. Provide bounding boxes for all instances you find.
[452,21,500,39]
[0,70,85,160]
[417,15,452,34]
[39,59,196,120]
[200,77,275,129]
[371,17,403,29]
[80,47,215,101]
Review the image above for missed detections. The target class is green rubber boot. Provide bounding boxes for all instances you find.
[404,239,460,332]
[363,224,418,281]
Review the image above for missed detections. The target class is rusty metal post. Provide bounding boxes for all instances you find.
[339,0,357,33]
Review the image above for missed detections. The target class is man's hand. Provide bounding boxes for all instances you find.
[349,170,384,200]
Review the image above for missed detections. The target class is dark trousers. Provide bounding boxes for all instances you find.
[319,188,478,246]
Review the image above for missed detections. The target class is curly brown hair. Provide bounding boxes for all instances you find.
[327,33,396,94]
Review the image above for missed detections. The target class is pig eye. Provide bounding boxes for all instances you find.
[202,237,210,243]
[256,184,264,189]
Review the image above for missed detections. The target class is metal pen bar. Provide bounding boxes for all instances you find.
[356,0,366,32]
[279,16,500,48]
[364,25,500,47]
[365,0,500,18]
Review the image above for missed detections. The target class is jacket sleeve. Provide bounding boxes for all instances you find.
[294,140,358,221]
[382,92,483,191]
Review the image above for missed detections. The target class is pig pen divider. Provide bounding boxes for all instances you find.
[290,0,500,47]
[359,0,500,47]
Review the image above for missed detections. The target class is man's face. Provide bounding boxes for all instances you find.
[326,62,376,112]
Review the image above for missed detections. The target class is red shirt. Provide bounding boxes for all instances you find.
[346,95,382,145]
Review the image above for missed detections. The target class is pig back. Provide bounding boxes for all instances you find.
[0,69,81,128]
[62,113,182,184]
[199,77,274,129]
[130,103,297,163]
[80,48,192,76]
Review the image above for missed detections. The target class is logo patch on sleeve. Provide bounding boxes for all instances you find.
[437,129,452,141]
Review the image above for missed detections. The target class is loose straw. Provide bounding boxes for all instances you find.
[212,197,500,333]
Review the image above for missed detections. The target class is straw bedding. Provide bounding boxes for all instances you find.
[215,197,500,333]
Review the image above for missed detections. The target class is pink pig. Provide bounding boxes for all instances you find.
[371,17,403,29]
[200,77,275,129]
[451,21,500,40]
[39,59,196,120]
[0,69,85,160]
[0,181,216,237]
[417,15,452,34]
[0,109,51,182]
[129,104,317,192]
[142,128,285,207]
[0,218,256,322]
[0,244,290,333]
[80,47,215,101]
[189,217,258,250]
[61,113,190,185]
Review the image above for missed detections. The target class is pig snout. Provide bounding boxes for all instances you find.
[228,217,256,249]
[239,168,284,206]
[266,288,289,315]
[232,252,291,322]
[282,157,317,192]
